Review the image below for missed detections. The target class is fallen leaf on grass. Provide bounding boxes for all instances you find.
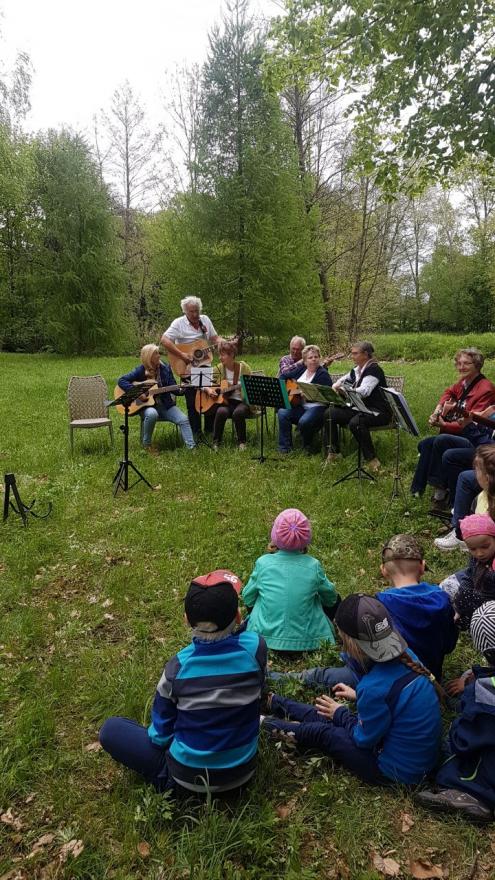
[27,833,56,858]
[59,838,84,863]
[276,798,297,820]
[401,811,415,833]
[101,598,113,608]
[0,809,23,831]
[137,841,150,858]
[0,870,27,880]
[409,858,445,878]
[84,741,102,752]
[152,484,162,491]
[372,852,401,876]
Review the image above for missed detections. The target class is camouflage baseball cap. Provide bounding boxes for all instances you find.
[381,534,424,562]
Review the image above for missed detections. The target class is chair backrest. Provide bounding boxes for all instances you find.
[329,373,405,393]
[68,375,109,420]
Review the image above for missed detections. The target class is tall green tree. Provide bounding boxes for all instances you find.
[161,0,322,344]
[33,131,126,354]
[268,0,495,193]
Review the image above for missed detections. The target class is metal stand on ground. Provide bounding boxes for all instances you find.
[3,473,52,526]
[380,387,420,522]
[190,365,215,450]
[241,375,290,464]
[107,385,154,495]
[332,415,375,486]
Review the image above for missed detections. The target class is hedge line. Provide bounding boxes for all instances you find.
[372,333,495,361]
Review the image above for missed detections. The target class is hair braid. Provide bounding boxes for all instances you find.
[398,652,445,703]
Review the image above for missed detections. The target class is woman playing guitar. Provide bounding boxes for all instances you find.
[203,340,253,451]
[277,345,333,454]
[117,344,195,455]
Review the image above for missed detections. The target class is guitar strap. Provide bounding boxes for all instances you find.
[456,373,484,405]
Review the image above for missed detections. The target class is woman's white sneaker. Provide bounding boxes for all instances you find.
[434,529,468,552]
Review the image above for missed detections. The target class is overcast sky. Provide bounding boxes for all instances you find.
[1,0,279,135]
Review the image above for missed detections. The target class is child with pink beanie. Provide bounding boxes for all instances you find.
[241,508,339,651]
[442,514,495,629]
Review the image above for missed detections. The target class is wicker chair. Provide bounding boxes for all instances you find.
[68,375,114,453]
[324,374,405,454]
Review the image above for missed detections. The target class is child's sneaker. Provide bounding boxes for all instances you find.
[434,529,468,552]
[416,788,492,821]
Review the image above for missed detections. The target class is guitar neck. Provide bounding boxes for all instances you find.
[470,412,495,431]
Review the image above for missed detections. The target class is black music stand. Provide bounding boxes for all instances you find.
[381,387,420,518]
[241,375,290,463]
[107,384,154,495]
[3,473,52,526]
[190,365,215,450]
[332,389,376,486]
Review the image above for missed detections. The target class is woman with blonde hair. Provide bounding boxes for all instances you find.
[117,344,195,454]
[277,344,332,454]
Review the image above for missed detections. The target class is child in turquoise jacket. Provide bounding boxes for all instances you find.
[242,508,339,651]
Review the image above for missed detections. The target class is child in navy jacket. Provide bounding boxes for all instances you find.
[264,595,442,786]
[417,601,495,822]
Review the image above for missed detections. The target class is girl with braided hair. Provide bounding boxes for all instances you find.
[263,594,442,786]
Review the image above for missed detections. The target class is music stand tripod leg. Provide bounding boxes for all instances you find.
[332,416,375,486]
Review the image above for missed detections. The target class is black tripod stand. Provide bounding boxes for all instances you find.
[107,386,154,496]
[332,413,376,486]
[190,365,214,450]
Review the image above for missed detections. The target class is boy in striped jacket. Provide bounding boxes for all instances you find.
[100,570,266,794]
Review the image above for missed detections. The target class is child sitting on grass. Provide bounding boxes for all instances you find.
[417,602,495,822]
[242,508,339,652]
[263,595,442,786]
[99,570,266,794]
[441,514,495,629]
[270,533,456,689]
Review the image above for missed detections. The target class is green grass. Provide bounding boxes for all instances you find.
[0,352,493,879]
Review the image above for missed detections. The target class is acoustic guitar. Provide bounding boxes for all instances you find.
[195,380,243,414]
[284,351,347,407]
[113,382,186,416]
[167,333,247,377]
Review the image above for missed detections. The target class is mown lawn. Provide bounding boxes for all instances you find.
[1,352,494,880]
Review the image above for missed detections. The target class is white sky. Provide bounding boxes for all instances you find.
[0,0,279,135]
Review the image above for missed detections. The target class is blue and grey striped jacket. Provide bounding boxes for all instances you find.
[148,627,267,791]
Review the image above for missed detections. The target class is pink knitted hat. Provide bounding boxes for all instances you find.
[270,508,312,551]
[459,514,495,541]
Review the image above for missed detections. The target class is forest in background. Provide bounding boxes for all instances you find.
[1,0,495,354]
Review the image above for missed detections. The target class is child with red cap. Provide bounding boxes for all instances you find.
[242,508,339,651]
[99,570,266,794]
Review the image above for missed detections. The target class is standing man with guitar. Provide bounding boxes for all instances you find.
[160,296,220,437]
[117,344,195,454]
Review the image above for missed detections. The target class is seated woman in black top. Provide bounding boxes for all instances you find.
[327,340,391,470]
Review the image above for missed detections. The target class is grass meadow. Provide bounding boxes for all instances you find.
[1,352,494,880]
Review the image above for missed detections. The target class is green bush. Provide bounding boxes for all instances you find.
[373,332,495,361]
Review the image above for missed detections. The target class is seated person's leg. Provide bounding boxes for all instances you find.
[411,436,435,495]
[298,407,325,449]
[268,665,357,691]
[141,406,159,447]
[99,716,172,791]
[163,404,195,449]
[231,402,250,444]
[328,405,354,453]
[277,406,300,452]
[213,405,230,444]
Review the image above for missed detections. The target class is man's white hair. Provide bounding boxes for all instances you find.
[181,295,203,313]
[290,336,306,348]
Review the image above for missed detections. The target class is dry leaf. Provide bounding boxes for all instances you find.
[0,809,23,831]
[409,858,444,879]
[275,798,296,820]
[372,852,401,877]
[101,598,113,608]
[59,839,84,863]
[27,833,56,858]
[153,484,162,491]
[137,841,150,858]
[24,793,36,804]
[401,812,415,833]
[84,741,102,752]
[103,613,115,620]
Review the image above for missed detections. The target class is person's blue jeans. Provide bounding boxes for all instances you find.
[452,469,480,529]
[141,403,195,448]
[277,405,326,451]
[99,717,174,792]
[263,695,387,785]
[441,448,477,503]
[411,435,474,495]
[269,665,357,691]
